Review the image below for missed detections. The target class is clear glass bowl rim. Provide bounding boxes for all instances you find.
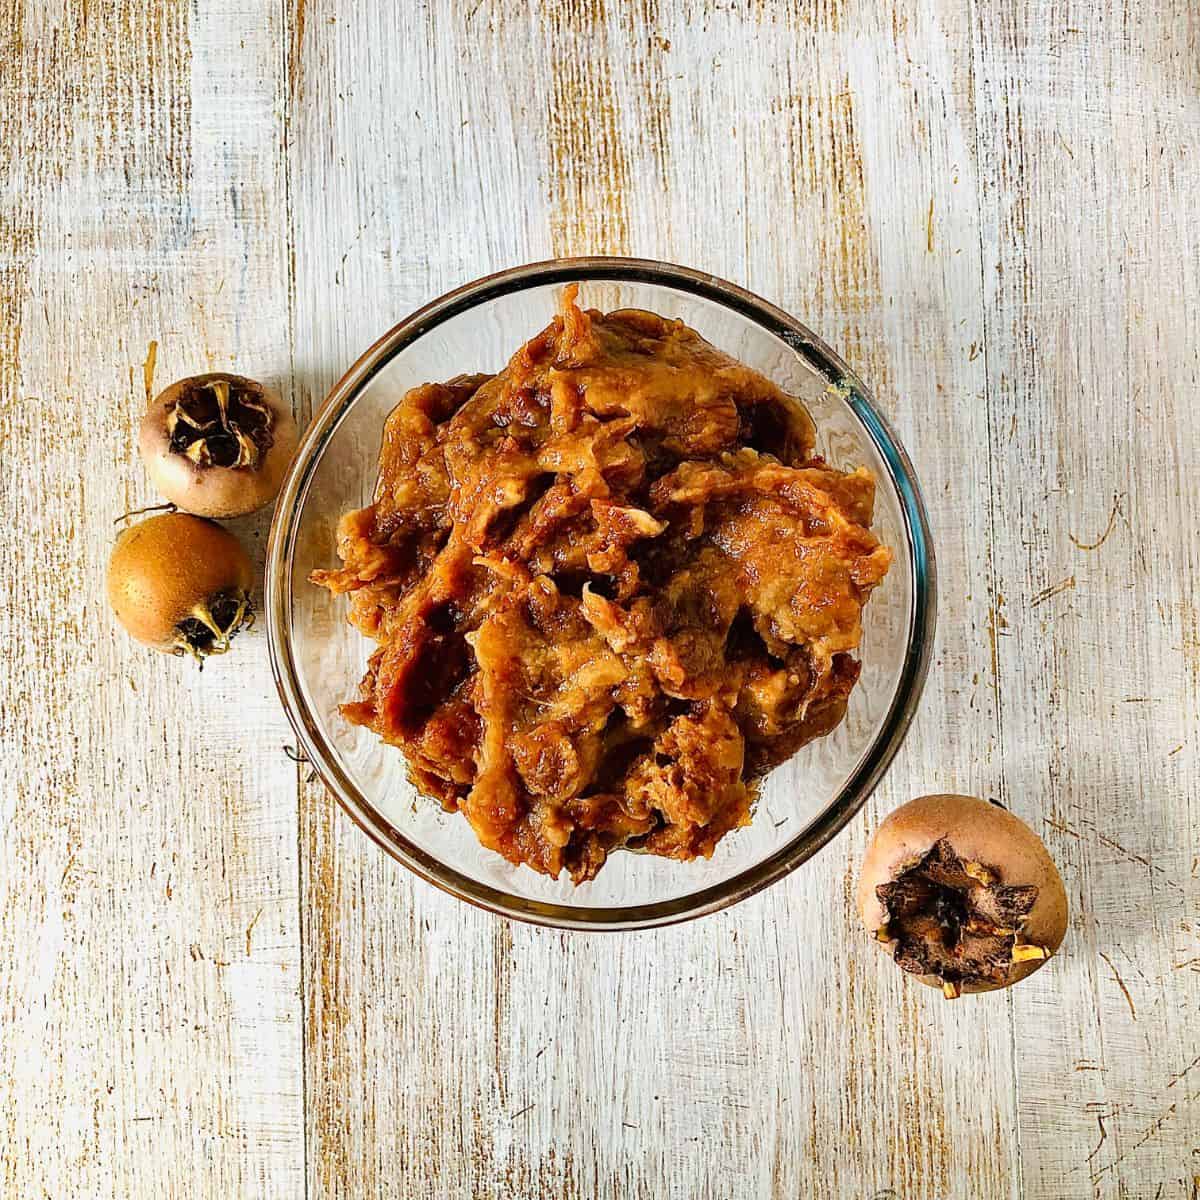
[265,255,937,931]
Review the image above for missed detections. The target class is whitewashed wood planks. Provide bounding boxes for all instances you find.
[1,0,1196,1196]
[0,2,304,1197]
[973,2,1200,1195]
[291,3,1026,1198]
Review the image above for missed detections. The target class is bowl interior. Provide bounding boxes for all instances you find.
[273,269,929,927]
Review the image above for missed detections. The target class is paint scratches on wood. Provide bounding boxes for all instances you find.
[290,0,308,98]
[0,0,30,400]
[770,66,886,391]
[1,1,304,1196]
[543,0,631,255]
[735,0,845,29]
[973,0,1200,1192]
[301,776,365,1200]
[4,0,1198,1197]
[626,0,673,196]
[774,78,880,317]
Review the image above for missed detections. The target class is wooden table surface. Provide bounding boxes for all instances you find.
[2,2,1197,1197]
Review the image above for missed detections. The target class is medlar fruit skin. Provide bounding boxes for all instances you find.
[139,372,298,518]
[857,794,1069,994]
[106,513,253,652]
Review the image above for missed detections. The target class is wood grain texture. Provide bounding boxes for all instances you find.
[2,0,1197,1197]
[0,1,304,1196]
[972,2,1200,1195]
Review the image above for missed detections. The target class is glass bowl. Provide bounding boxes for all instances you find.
[266,257,935,930]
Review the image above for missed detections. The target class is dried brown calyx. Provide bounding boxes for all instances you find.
[173,589,254,660]
[875,837,1048,999]
[166,377,275,470]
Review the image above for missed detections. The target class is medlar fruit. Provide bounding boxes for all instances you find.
[106,513,254,661]
[138,373,297,517]
[857,794,1068,998]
